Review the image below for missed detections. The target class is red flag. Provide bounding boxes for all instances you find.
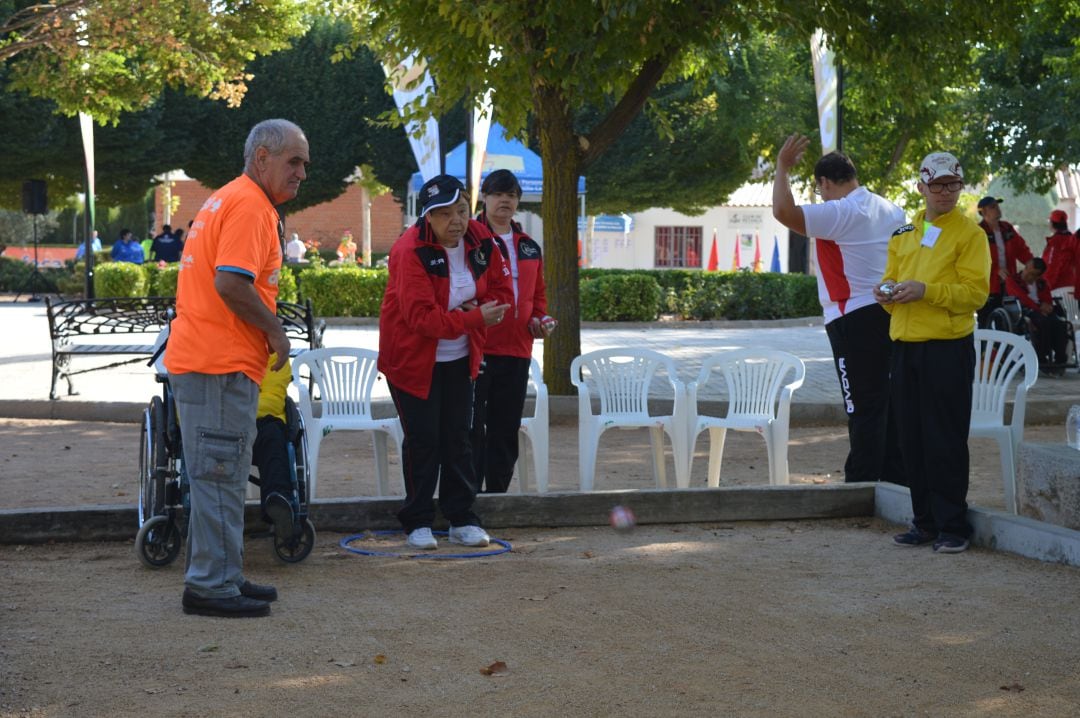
[732,234,741,270]
[752,233,763,273]
[706,229,719,271]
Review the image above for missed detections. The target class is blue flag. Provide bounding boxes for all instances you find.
[770,236,781,273]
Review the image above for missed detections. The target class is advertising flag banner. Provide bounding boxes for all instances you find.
[810,29,839,154]
[384,53,441,182]
[706,229,719,272]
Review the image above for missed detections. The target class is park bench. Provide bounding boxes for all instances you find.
[45,296,324,400]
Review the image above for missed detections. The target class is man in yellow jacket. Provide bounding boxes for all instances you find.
[874,151,989,554]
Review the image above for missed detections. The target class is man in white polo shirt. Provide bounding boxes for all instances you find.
[772,134,906,485]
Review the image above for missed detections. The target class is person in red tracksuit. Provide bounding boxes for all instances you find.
[975,196,1032,327]
[1043,209,1078,291]
[1004,257,1068,370]
[470,170,556,493]
[378,174,512,551]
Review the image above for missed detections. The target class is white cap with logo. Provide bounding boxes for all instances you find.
[919,152,963,183]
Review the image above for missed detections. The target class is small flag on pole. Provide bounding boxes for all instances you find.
[707,229,719,271]
[770,236,782,272]
[752,233,763,273]
[732,234,741,270]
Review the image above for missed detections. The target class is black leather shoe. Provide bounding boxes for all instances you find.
[239,580,278,602]
[182,589,270,618]
[265,492,295,544]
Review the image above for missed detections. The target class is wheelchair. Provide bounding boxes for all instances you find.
[136,328,316,568]
[979,294,1077,372]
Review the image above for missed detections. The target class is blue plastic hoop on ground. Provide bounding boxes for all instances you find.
[339,530,512,559]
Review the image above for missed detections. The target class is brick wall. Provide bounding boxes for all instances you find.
[155,180,405,255]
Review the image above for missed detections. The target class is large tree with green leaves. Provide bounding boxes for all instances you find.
[0,0,306,122]
[335,0,1020,394]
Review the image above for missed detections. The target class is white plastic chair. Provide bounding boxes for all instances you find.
[1051,286,1079,325]
[291,348,403,499]
[971,329,1039,514]
[686,349,805,486]
[516,358,549,493]
[570,348,689,491]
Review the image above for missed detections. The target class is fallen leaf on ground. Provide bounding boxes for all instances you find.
[480,661,509,676]
[196,644,219,653]
[519,595,548,601]
[330,659,355,667]
[999,683,1025,692]
[581,551,595,559]
[373,654,386,664]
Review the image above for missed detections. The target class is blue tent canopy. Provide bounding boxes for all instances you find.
[408,122,585,201]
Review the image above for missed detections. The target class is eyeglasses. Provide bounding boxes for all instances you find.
[927,180,964,194]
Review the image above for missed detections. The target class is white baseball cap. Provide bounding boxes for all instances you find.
[919,152,963,183]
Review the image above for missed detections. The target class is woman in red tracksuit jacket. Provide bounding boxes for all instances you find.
[470,170,556,493]
[1042,209,1078,291]
[378,174,512,551]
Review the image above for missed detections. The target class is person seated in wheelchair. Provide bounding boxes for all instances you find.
[251,352,298,542]
[1004,258,1069,371]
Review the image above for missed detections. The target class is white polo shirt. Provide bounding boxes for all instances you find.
[801,186,906,324]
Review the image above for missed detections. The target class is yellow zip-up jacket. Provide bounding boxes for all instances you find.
[256,353,290,422]
[883,207,989,342]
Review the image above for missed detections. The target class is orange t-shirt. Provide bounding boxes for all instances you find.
[164,174,282,384]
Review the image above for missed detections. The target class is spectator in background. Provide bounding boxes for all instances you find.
[151,224,184,263]
[110,229,144,264]
[337,230,357,264]
[1005,257,1068,372]
[75,231,102,260]
[471,169,555,493]
[285,232,307,263]
[976,196,1032,327]
[1043,209,1077,291]
[875,151,989,554]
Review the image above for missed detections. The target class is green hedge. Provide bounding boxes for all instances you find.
[581,273,663,321]
[580,269,820,321]
[94,262,147,297]
[300,267,387,317]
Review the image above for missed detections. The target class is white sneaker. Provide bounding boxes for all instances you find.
[406,527,438,550]
[448,525,490,547]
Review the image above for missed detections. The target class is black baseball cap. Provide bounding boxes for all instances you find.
[977,196,1003,209]
[419,174,465,217]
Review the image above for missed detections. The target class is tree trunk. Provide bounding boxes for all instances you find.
[533,86,582,395]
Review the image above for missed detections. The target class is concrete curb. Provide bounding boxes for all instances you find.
[0,484,875,544]
[2,396,1071,428]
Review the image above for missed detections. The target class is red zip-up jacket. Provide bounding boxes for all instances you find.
[1042,230,1079,290]
[478,211,549,358]
[378,218,513,399]
[978,219,1032,295]
[1004,270,1051,311]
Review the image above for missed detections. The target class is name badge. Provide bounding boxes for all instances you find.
[921,225,941,248]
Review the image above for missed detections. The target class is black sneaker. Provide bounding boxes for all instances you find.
[239,580,277,602]
[182,589,270,618]
[932,534,970,554]
[892,526,936,547]
[265,492,295,544]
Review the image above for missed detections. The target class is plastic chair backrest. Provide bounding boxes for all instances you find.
[1051,286,1079,325]
[292,348,382,420]
[698,349,805,418]
[972,329,1038,424]
[571,348,680,417]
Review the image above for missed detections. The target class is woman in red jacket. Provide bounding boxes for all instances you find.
[1042,209,1078,290]
[378,174,512,550]
[471,170,556,493]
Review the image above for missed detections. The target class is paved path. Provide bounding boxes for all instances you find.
[2,300,1076,424]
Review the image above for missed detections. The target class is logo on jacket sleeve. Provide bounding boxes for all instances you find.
[415,246,449,277]
[892,224,915,236]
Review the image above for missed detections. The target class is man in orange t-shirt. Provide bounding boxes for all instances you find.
[164,119,309,619]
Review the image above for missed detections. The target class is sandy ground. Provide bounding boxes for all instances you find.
[2,418,1080,716]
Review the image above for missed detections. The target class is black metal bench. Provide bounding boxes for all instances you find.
[45,296,324,400]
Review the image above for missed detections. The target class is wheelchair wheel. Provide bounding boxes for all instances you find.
[138,397,169,526]
[273,519,316,564]
[987,307,1014,333]
[135,515,183,568]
